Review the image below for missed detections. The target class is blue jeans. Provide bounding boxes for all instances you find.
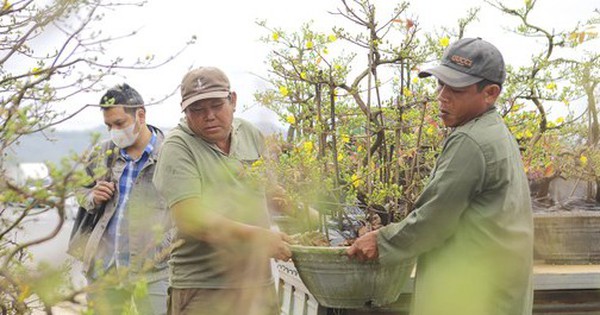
[87,277,168,315]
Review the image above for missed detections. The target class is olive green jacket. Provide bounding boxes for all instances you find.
[378,108,534,315]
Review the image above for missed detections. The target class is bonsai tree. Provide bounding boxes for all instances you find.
[255,0,479,243]
[488,0,599,205]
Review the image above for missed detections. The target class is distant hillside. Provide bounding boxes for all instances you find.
[7,119,283,165]
[8,126,109,164]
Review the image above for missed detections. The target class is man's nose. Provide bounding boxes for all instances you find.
[437,85,449,102]
[205,108,217,120]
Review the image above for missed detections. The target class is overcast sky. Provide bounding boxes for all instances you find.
[54,0,599,131]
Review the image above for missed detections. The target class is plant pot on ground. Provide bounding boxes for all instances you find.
[533,199,600,264]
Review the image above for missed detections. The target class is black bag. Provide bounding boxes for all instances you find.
[67,145,116,260]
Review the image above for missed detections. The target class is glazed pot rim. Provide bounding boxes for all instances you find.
[291,245,348,249]
[290,244,349,255]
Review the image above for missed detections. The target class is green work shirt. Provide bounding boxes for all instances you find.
[378,108,534,315]
[153,117,272,289]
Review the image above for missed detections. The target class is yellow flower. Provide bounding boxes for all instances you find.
[300,71,307,80]
[439,37,450,48]
[562,98,570,106]
[323,48,329,55]
[272,32,280,42]
[425,126,435,136]
[286,115,296,124]
[525,130,533,138]
[303,141,314,152]
[18,285,30,303]
[546,82,557,90]
[31,67,42,78]
[279,85,289,97]
[341,134,350,144]
[328,34,337,42]
[333,64,342,71]
[350,174,363,188]
[337,153,344,162]
[357,145,364,152]
[555,117,564,124]
[306,41,314,49]
[580,155,588,166]
[402,87,412,97]
[251,159,264,169]
[569,32,579,41]
[412,77,419,84]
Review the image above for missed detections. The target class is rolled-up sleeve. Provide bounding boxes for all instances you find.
[378,132,486,265]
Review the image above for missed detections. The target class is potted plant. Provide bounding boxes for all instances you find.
[490,1,600,265]
[253,0,449,309]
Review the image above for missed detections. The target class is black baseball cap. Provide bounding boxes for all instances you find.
[419,37,506,88]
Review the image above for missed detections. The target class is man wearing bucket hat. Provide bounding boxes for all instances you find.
[152,67,292,315]
[348,38,533,315]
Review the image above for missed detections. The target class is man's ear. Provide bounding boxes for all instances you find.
[484,84,501,106]
[230,92,238,112]
[137,107,146,125]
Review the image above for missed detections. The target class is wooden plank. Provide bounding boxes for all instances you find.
[279,281,294,315]
[533,289,600,314]
[305,296,322,315]
[534,264,600,290]
[277,261,310,292]
[292,289,307,315]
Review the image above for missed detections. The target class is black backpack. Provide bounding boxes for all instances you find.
[67,144,116,260]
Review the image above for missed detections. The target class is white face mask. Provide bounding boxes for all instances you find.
[110,115,140,149]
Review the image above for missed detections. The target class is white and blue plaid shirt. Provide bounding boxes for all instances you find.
[102,130,157,271]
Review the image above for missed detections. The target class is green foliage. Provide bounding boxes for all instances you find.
[489,0,599,201]
[0,0,192,312]
[258,0,600,233]
[256,0,449,224]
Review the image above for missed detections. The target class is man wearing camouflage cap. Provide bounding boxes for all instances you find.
[348,38,533,315]
[153,67,291,315]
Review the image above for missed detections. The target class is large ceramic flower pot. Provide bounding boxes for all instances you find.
[290,245,414,309]
[534,210,600,264]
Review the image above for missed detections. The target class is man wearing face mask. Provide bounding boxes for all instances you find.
[76,83,172,315]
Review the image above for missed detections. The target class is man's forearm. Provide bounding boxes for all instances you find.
[171,198,265,245]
